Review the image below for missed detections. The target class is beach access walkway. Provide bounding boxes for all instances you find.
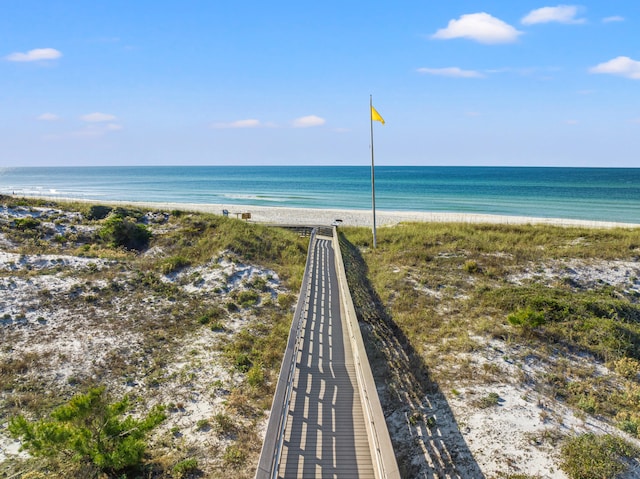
[255,227,399,479]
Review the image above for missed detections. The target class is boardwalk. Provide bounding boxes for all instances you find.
[277,236,375,478]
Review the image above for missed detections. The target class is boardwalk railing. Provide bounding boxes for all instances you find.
[332,227,401,479]
[255,230,317,479]
[255,226,399,478]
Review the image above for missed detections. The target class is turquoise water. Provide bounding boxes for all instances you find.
[0,166,639,224]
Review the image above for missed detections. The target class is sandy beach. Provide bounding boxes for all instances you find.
[21,195,640,229]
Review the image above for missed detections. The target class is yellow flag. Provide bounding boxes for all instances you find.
[371,105,385,124]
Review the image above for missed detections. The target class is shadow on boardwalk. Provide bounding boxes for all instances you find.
[339,234,485,479]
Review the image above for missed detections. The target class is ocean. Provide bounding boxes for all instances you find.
[1,166,639,224]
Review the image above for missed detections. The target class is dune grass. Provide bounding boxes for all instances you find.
[341,221,640,475]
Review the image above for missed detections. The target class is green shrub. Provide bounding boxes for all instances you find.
[507,307,546,329]
[614,357,640,380]
[8,386,166,475]
[237,290,260,307]
[277,293,296,310]
[223,444,246,467]
[476,392,501,408]
[576,395,597,415]
[112,207,145,221]
[173,458,199,477]
[616,410,640,437]
[161,256,191,274]
[196,418,210,431]
[251,276,269,291]
[426,416,437,429]
[618,418,639,436]
[560,433,638,479]
[213,413,237,436]
[211,321,225,331]
[98,214,151,251]
[463,260,479,274]
[87,205,113,220]
[247,363,265,388]
[198,306,224,326]
[234,353,252,373]
[14,217,40,230]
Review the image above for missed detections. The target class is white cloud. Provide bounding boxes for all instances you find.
[417,67,484,78]
[81,112,117,123]
[589,56,640,79]
[432,13,522,44]
[37,113,60,121]
[292,115,326,128]
[211,119,261,129]
[105,123,123,131]
[5,48,62,62]
[522,5,585,25]
[603,16,624,23]
[566,119,579,125]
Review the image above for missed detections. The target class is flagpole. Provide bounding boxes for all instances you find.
[370,95,377,249]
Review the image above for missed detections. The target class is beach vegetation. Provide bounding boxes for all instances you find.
[160,255,191,274]
[506,307,546,332]
[340,221,640,471]
[14,216,40,231]
[474,392,501,409]
[197,306,224,325]
[559,433,639,479]
[196,418,210,430]
[98,213,151,251]
[237,289,260,307]
[1,197,307,478]
[172,457,200,477]
[250,276,269,291]
[247,362,265,388]
[616,411,640,436]
[463,259,480,273]
[223,444,247,467]
[87,204,113,220]
[8,386,166,477]
[213,413,237,436]
[277,292,296,310]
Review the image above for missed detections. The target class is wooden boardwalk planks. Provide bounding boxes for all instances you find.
[277,238,376,479]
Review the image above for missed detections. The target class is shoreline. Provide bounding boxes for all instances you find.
[9,194,640,229]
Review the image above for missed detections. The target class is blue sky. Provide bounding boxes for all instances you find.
[2,1,639,167]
